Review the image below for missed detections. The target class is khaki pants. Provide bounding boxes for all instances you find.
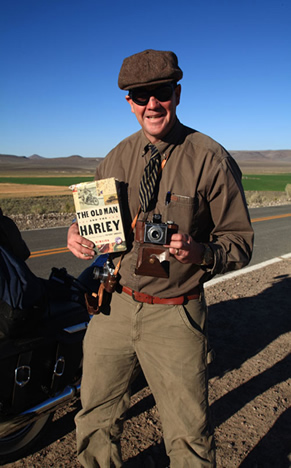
[75,290,215,467]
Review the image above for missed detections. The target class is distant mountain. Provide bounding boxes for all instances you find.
[0,154,28,161]
[230,150,291,162]
[0,151,291,175]
[1,150,291,162]
[0,153,103,174]
[29,154,45,159]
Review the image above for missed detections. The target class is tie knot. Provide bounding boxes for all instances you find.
[148,144,160,160]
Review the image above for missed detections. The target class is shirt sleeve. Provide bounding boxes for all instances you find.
[205,154,254,275]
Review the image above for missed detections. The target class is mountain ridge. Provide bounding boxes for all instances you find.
[1,151,291,175]
[1,150,291,162]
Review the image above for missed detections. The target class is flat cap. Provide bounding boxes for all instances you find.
[118,49,183,90]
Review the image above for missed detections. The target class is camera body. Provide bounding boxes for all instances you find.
[93,259,118,293]
[134,215,179,278]
[144,214,178,245]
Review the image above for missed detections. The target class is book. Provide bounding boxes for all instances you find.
[70,178,127,255]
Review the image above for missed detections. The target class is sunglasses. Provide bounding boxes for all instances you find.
[129,83,176,106]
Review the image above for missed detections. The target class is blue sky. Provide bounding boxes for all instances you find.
[1,0,290,158]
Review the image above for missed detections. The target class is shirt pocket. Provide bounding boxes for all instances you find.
[158,194,198,235]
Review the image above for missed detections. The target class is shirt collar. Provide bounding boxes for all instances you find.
[140,118,184,157]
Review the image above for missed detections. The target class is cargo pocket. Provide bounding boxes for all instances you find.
[177,298,207,341]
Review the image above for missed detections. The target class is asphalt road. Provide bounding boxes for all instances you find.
[22,205,291,280]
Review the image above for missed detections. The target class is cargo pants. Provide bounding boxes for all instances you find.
[75,289,215,467]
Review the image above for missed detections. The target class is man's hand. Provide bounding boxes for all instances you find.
[166,233,205,264]
[67,222,95,260]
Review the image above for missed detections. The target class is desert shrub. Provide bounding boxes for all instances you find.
[285,184,291,198]
[246,192,267,205]
[0,196,74,216]
[30,204,48,215]
[64,200,75,213]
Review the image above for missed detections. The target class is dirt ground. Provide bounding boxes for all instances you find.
[2,255,290,468]
[0,184,70,198]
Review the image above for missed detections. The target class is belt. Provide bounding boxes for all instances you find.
[122,286,200,305]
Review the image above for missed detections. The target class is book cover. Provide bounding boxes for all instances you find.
[70,178,127,255]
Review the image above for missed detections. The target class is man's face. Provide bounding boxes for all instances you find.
[125,83,181,143]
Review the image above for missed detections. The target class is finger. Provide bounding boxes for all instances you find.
[68,232,94,251]
[81,251,95,260]
[68,236,95,258]
[169,246,183,257]
[168,233,183,243]
[72,245,95,260]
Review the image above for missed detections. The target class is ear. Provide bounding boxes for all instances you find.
[125,94,135,113]
[175,84,181,106]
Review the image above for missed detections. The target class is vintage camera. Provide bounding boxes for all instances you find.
[134,215,178,278]
[93,259,118,293]
[143,214,178,245]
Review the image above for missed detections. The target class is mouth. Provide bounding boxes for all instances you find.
[146,115,164,120]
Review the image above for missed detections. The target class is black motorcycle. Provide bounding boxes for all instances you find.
[0,258,90,463]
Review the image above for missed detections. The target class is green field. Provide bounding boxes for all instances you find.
[0,176,94,186]
[242,174,291,191]
[1,174,291,191]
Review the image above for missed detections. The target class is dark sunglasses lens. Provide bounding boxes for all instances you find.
[131,90,149,105]
[131,84,174,105]
[155,85,174,101]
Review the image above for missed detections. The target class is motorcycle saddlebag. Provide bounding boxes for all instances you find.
[0,334,58,416]
[0,271,89,416]
[0,307,88,416]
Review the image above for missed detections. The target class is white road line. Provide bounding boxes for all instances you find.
[205,253,291,288]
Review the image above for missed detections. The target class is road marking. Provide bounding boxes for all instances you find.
[29,246,69,258]
[205,253,291,288]
[28,213,291,258]
[251,213,291,223]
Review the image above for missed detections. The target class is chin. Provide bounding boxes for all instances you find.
[145,125,167,141]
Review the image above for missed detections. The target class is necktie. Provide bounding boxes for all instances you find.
[139,144,161,212]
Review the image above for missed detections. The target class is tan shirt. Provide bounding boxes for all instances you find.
[95,119,254,298]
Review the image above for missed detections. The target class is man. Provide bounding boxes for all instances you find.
[67,49,253,467]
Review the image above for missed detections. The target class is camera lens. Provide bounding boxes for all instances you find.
[147,226,164,243]
[93,267,107,281]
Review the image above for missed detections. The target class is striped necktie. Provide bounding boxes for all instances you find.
[139,144,161,212]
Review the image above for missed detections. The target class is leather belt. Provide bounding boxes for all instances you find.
[122,286,200,305]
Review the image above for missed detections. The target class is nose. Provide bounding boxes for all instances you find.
[147,95,161,108]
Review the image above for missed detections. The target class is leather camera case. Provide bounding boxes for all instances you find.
[135,245,170,278]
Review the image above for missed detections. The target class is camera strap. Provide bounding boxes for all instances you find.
[112,152,171,277]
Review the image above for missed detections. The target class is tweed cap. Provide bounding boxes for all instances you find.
[118,49,183,90]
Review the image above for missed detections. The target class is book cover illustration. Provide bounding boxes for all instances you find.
[70,178,127,255]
